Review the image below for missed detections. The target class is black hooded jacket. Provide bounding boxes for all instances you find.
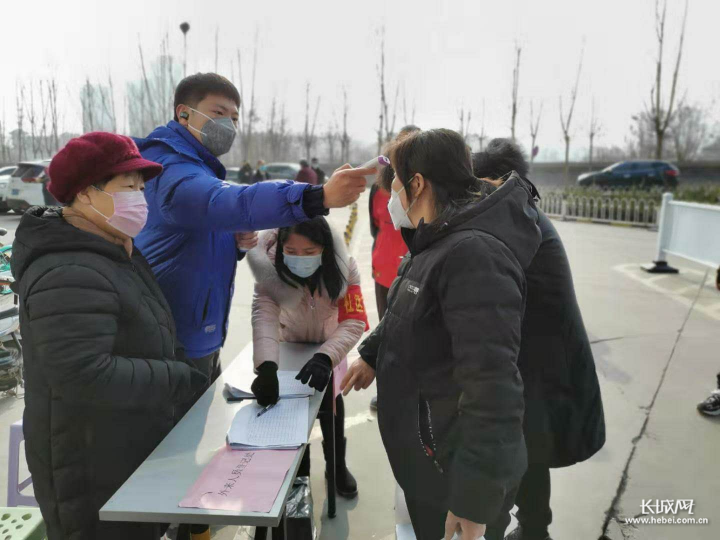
[11,207,197,540]
[362,178,606,473]
[359,174,541,524]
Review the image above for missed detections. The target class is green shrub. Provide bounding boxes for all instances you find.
[545,184,720,205]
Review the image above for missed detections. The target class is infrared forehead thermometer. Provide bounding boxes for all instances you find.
[359,155,391,183]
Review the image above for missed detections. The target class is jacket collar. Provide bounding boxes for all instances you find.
[401,173,541,270]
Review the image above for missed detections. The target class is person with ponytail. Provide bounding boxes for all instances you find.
[247,216,368,498]
[472,139,606,540]
[343,129,542,540]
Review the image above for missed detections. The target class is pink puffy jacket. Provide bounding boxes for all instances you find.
[247,228,366,397]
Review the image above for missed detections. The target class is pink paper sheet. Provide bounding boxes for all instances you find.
[179,445,299,513]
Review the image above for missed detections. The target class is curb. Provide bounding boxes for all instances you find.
[344,203,359,247]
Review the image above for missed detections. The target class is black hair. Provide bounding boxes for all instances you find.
[275,216,346,301]
[387,128,485,223]
[173,73,241,121]
[299,159,309,167]
[378,125,422,192]
[472,138,530,179]
[398,124,421,136]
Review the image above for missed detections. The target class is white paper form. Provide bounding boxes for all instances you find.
[224,371,316,400]
[227,397,309,450]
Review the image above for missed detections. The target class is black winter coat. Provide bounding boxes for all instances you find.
[359,175,541,525]
[520,211,605,467]
[11,208,197,540]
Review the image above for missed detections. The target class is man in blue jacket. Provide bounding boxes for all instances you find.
[135,73,369,390]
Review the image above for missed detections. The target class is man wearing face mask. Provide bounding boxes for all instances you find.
[134,73,370,399]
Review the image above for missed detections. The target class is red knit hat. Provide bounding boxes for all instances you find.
[48,132,163,204]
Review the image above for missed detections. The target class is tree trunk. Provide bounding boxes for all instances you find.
[655,130,664,160]
[564,135,571,185]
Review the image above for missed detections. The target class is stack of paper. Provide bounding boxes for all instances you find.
[227,397,310,450]
[224,370,315,400]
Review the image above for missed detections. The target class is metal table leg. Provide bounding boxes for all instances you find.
[319,371,337,519]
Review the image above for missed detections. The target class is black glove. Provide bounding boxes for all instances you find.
[296,353,332,391]
[251,361,279,406]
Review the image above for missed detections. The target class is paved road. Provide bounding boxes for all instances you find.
[1,200,719,539]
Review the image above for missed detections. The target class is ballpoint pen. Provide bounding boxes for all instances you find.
[257,400,279,418]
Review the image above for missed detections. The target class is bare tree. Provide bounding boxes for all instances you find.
[137,43,159,128]
[649,0,689,159]
[376,27,400,151]
[376,27,386,155]
[98,74,117,133]
[127,35,181,137]
[671,101,709,164]
[265,97,290,161]
[627,110,656,159]
[402,83,416,126]
[237,31,259,161]
[559,47,584,185]
[458,106,472,142]
[47,78,60,153]
[588,99,602,168]
[324,117,340,164]
[340,87,351,163]
[15,84,25,161]
[0,105,8,163]
[474,99,487,152]
[511,44,522,141]
[529,100,543,163]
[302,83,321,159]
[24,81,43,158]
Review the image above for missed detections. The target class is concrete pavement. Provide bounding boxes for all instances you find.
[1,196,719,539]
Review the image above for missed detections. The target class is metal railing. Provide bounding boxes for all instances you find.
[643,192,720,273]
[538,193,659,227]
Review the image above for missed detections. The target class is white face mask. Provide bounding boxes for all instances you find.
[387,185,415,230]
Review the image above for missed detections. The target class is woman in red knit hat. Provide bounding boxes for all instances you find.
[11,132,206,540]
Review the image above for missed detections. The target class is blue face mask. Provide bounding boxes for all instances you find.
[283,253,323,278]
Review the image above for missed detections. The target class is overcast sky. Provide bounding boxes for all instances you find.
[3,0,718,161]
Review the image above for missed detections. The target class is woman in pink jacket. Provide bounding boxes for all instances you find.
[247,216,368,498]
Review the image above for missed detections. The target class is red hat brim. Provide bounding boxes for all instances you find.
[106,157,163,182]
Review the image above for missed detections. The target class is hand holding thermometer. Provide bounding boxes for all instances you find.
[359,156,391,184]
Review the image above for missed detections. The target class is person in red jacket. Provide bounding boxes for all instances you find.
[295,159,319,185]
[367,125,418,410]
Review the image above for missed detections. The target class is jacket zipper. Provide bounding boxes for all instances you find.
[418,397,444,474]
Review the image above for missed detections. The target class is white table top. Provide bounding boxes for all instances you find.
[99,342,323,527]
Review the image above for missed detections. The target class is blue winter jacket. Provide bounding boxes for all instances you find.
[134,121,319,358]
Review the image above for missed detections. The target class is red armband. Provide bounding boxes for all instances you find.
[338,284,370,331]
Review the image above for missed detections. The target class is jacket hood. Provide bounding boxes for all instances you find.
[403,172,541,270]
[133,121,226,179]
[247,226,351,307]
[11,206,129,287]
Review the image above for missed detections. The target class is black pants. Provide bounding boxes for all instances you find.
[192,350,223,387]
[405,490,516,540]
[375,281,390,320]
[298,395,345,476]
[514,465,552,537]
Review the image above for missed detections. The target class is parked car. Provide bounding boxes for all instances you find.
[0,166,18,213]
[225,167,244,184]
[577,160,679,189]
[264,162,301,180]
[7,159,56,214]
